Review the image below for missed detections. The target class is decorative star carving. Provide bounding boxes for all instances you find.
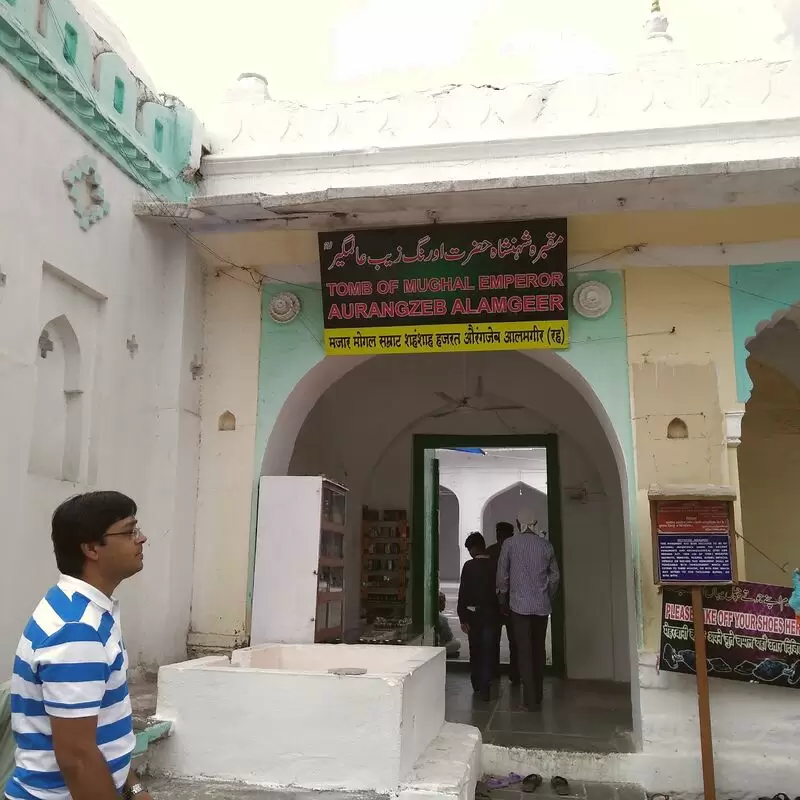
[62,156,110,231]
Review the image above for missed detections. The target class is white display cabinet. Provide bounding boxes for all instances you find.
[251,476,347,644]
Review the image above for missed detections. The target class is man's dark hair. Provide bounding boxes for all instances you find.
[465,531,486,552]
[496,521,514,543]
[52,491,137,577]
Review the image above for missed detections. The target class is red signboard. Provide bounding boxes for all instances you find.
[656,501,731,534]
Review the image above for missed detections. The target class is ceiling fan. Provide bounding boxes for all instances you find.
[429,374,525,418]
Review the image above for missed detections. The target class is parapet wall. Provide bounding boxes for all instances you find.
[0,0,201,201]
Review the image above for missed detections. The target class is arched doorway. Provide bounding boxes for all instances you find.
[738,307,800,584]
[258,348,636,751]
[482,481,548,543]
[438,485,460,583]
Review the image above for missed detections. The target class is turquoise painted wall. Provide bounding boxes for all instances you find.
[730,262,800,403]
[251,271,639,629]
[247,285,325,609]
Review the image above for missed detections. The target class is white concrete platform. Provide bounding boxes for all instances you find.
[398,723,481,800]
[150,644,463,795]
[147,723,480,800]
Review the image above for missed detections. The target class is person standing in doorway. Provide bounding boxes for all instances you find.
[457,532,500,701]
[496,522,560,711]
[5,492,152,800]
[486,521,519,684]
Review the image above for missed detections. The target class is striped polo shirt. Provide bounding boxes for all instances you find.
[5,576,135,800]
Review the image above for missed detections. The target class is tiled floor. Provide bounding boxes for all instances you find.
[444,671,634,753]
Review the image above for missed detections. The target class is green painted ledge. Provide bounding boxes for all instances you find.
[0,1,196,202]
[133,720,172,757]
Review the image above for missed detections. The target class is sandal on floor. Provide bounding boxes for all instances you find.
[522,774,543,793]
[485,773,523,790]
[551,776,571,797]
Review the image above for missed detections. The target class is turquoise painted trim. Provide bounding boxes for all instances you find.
[247,285,326,615]
[566,271,640,645]
[730,262,800,403]
[250,272,640,642]
[133,720,172,756]
[0,0,196,202]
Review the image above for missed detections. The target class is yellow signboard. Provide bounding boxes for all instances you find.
[324,320,569,355]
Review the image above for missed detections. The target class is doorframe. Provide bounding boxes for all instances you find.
[412,433,566,677]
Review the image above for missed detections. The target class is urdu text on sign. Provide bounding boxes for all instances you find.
[318,219,569,356]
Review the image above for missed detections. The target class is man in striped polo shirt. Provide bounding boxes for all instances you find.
[5,492,151,800]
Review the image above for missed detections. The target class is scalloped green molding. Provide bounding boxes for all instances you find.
[0,0,197,202]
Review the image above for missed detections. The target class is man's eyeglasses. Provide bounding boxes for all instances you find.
[105,526,145,543]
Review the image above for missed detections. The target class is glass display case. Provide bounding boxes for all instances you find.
[316,480,347,642]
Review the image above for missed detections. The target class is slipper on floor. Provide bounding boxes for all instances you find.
[522,774,543,793]
[551,776,571,797]
[485,773,523,790]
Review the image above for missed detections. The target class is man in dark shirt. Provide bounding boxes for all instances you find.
[486,521,518,684]
[457,532,500,701]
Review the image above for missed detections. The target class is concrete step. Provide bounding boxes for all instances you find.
[144,723,480,800]
[485,781,645,800]
[398,722,482,800]
[479,747,646,800]
[148,779,387,800]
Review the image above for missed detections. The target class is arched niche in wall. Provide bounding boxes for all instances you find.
[219,410,237,431]
[666,417,689,440]
[28,315,83,482]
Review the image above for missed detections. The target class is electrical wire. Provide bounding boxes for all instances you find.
[42,2,800,358]
[43,3,800,583]
[733,529,790,575]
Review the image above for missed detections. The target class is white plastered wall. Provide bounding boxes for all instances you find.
[0,66,203,672]
[437,448,549,571]
[190,274,262,651]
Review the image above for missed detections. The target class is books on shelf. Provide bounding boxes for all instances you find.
[360,507,410,619]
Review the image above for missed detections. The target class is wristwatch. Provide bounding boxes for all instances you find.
[124,783,146,799]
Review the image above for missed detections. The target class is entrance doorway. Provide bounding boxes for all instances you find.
[411,435,564,676]
[267,349,635,752]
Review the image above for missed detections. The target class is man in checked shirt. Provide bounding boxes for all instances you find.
[496,523,560,711]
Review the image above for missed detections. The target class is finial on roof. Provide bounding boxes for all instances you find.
[645,0,672,45]
[223,73,272,104]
